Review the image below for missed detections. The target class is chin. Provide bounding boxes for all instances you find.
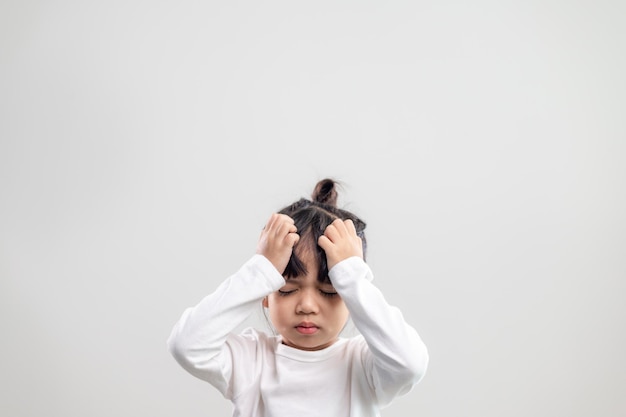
[295,336,337,351]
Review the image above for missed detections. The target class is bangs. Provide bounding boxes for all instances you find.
[282,211,334,283]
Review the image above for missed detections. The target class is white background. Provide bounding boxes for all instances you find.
[1,1,625,416]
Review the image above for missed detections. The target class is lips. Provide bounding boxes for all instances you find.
[295,322,319,335]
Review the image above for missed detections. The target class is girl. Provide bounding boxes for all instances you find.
[167,178,429,417]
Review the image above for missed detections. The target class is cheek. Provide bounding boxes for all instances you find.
[268,296,291,316]
[328,299,349,319]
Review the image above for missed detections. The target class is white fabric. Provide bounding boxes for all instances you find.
[168,254,428,417]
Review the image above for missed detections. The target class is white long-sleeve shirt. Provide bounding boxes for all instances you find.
[167,255,428,417]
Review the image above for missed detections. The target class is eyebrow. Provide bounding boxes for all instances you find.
[283,277,334,286]
[285,276,304,281]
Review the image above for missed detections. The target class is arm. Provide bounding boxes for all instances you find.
[166,254,284,389]
[331,257,429,405]
[167,213,298,391]
[319,219,429,404]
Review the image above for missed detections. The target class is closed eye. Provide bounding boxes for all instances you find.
[320,290,338,298]
[278,289,296,296]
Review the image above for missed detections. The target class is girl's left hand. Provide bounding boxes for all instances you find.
[318,218,363,271]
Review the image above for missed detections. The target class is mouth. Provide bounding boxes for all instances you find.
[295,322,319,335]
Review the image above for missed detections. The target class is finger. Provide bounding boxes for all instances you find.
[332,218,349,234]
[343,219,357,235]
[323,223,339,242]
[277,220,297,238]
[324,218,347,241]
[318,234,332,251]
[277,213,295,224]
[264,213,279,230]
[268,213,293,228]
[287,232,300,247]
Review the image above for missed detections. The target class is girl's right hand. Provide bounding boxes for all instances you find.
[256,213,300,274]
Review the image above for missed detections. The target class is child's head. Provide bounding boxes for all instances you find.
[263,178,367,351]
[278,178,367,284]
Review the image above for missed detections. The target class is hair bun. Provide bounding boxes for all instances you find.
[311,178,338,207]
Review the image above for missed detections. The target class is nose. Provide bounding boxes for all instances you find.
[295,289,319,315]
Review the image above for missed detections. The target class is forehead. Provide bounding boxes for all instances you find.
[292,238,319,269]
[284,234,334,284]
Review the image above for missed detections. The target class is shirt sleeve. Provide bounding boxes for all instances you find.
[166,254,285,395]
[329,256,429,407]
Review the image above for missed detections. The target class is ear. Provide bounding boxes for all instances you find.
[262,296,269,308]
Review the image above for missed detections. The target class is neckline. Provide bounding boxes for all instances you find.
[275,337,348,362]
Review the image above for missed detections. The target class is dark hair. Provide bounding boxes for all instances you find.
[278,178,367,283]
